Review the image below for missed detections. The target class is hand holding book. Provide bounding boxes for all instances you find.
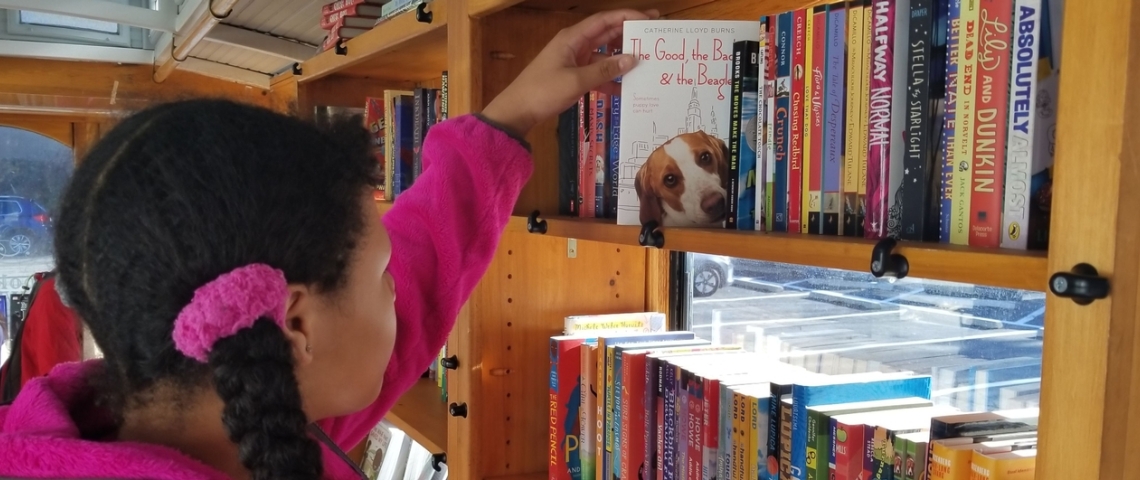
[481,8,658,139]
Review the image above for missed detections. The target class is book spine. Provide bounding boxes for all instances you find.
[582,346,597,480]
[740,41,761,230]
[662,364,678,480]
[605,346,617,480]
[685,372,702,480]
[595,92,609,219]
[645,358,659,480]
[728,42,745,230]
[582,94,597,218]
[560,103,580,216]
[940,0,963,242]
[778,400,793,480]
[809,6,828,235]
[597,340,608,480]
[656,360,668,480]
[413,88,425,182]
[968,0,1014,247]
[901,0,937,240]
[610,76,622,220]
[864,0,897,239]
[823,4,847,236]
[765,18,779,232]
[579,95,589,218]
[748,394,762,480]
[893,435,908,480]
[806,410,820,480]
[843,0,867,237]
[856,3,874,238]
[950,0,981,244]
[717,384,731,480]
[757,18,771,232]
[549,339,563,480]
[614,352,626,480]
[801,9,816,234]
[732,390,746,480]
[886,0,914,239]
[701,379,720,480]
[861,425,875,480]
[789,8,807,234]
[775,12,794,232]
[441,71,449,120]
[1000,0,1044,249]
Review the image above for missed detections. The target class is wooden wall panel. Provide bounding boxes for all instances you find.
[480,8,584,217]
[471,232,648,479]
[1037,0,1140,478]
[0,57,275,110]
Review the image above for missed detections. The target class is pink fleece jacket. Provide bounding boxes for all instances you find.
[0,114,533,480]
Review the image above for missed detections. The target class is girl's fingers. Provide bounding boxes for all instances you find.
[563,9,657,54]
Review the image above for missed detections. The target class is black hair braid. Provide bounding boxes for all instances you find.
[51,98,381,476]
[210,320,322,480]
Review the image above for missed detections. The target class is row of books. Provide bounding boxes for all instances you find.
[361,420,448,480]
[559,0,1065,250]
[547,313,1040,480]
[363,72,448,201]
[318,0,434,52]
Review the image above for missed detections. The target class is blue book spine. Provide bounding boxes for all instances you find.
[789,377,932,480]
[823,4,847,235]
[774,12,794,232]
[613,350,625,480]
[938,0,962,242]
[738,41,761,230]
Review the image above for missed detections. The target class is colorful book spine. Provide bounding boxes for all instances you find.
[806,5,826,235]
[1000,0,1045,249]
[579,95,591,218]
[728,43,745,230]
[863,0,898,239]
[789,8,807,234]
[832,416,866,480]
[582,345,598,480]
[939,0,963,242]
[595,92,609,219]
[802,7,818,234]
[775,13,794,232]
[610,63,622,220]
[551,338,589,480]
[857,4,873,238]
[738,41,761,230]
[662,364,679,480]
[757,18,771,232]
[885,0,914,239]
[968,0,1014,247]
[950,0,980,245]
[823,3,846,235]
[765,18,779,232]
[842,0,867,237]
[900,0,940,241]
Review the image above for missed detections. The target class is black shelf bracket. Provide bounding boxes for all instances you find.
[291,63,302,76]
[639,221,665,249]
[416,2,433,23]
[869,238,909,280]
[1050,263,1110,306]
[334,38,348,56]
[431,453,447,471]
[527,210,548,234]
[440,355,459,370]
[448,402,468,418]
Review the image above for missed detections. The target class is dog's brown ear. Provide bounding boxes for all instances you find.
[635,164,662,225]
[710,135,731,189]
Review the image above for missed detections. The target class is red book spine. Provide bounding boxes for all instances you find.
[551,339,586,480]
[321,0,369,15]
[832,419,865,480]
[788,8,808,234]
[701,378,720,480]
[809,7,827,234]
[864,0,897,239]
[968,0,1014,247]
[578,96,591,218]
[623,354,648,480]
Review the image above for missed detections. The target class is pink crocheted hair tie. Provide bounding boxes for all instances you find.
[172,263,289,362]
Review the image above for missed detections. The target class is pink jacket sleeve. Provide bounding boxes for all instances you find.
[316,114,533,457]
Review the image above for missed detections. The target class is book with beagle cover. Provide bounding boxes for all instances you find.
[617,20,762,229]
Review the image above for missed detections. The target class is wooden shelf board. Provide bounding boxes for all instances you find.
[504,215,1049,291]
[385,377,449,454]
[292,0,449,84]
[473,0,824,16]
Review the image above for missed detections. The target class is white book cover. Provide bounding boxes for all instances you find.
[617,20,762,228]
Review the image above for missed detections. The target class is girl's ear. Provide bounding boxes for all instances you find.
[283,284,317,366]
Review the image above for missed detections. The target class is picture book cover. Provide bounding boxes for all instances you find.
[617,20,762,228]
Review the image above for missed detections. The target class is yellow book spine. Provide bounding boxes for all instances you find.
[950,0,980,244]
[748,393,761,480]
[858,4,872,204]
[842,0,865,234]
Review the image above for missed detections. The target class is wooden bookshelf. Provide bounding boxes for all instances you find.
[290,0,449,84]
[504,215,1048,291]
[385,378,449,454]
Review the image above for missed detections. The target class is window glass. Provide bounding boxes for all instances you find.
[0,126,73,361]
[18,11,120,34]
[681,253,1044,413]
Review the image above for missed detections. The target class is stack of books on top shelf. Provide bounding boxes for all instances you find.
[317,0,436,52]
[560,0,1065,252]
[359,72,448,202]
[361,419,448,480]
[548,313,1041,480]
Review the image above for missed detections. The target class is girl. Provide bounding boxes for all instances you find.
[0,9,653,480]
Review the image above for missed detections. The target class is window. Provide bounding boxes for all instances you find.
[678,253,1044,413]
[1,0,146,48]
[18,11,120,34]
[0,126,74,361]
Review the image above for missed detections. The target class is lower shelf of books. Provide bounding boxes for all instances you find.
[360,417,450,480]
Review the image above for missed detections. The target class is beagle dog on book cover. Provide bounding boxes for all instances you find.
[633,130,730,228]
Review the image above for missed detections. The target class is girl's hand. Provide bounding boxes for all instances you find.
[481,8,659,139]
